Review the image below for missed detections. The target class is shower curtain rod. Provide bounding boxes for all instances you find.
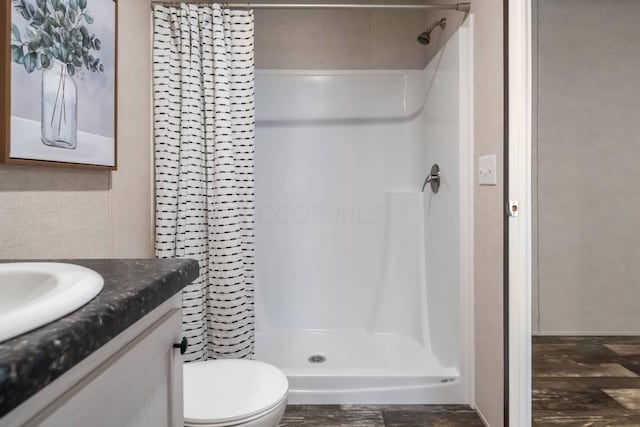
[150,2,471,12]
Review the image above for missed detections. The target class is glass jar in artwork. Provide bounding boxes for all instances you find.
[41,60,78,149]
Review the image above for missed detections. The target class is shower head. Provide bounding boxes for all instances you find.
[417,32,431,45]
[417,18,447,45]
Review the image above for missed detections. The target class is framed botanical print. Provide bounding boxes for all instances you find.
[1,0,117,169]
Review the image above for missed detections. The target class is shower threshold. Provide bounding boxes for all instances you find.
[255,329,461,404]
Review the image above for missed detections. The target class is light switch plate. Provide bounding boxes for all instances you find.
[478,155,497,186]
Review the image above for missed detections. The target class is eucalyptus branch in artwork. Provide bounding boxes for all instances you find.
[10,0,104,76]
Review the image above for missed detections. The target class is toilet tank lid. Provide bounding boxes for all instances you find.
[184,359,289,424]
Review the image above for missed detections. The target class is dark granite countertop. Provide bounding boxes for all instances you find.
[0,259,199,418]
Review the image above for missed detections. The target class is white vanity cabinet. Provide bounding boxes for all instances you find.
[2,295,184,427]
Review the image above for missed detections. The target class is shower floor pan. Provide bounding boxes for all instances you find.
[255,330,460,404]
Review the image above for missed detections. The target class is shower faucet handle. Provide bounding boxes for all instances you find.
[422,164,441,193]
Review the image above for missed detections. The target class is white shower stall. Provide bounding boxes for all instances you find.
[254,20,473,404]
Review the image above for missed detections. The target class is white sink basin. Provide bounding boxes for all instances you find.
[0,263,104,343]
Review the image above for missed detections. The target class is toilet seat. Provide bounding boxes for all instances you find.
[184,359,289,426]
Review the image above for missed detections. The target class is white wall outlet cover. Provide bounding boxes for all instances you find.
[478,154,497,186]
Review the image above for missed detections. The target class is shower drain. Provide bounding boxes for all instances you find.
[308,354,326,364]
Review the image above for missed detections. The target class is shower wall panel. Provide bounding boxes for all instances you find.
[254,70,427,334]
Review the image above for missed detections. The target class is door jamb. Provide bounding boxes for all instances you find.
[506,0,533,426]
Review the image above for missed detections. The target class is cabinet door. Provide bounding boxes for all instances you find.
[28,309,183,427]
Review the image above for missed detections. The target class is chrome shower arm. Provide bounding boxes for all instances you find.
[425,18,447,35]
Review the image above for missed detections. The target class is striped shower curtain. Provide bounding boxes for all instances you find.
[152,4,255,361]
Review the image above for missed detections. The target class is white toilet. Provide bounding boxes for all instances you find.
[183,359,289,427]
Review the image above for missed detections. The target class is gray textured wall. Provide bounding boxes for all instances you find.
[0,0,154,259]
[229,0,465,69]
[534,0,640,334]
[471,0,505,424]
